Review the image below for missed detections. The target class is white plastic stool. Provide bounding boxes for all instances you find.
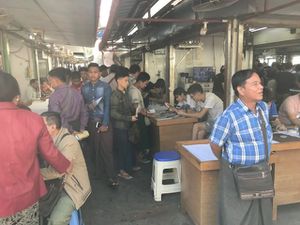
[151,151,181,201]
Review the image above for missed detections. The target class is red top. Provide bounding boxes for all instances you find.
[0,102,70,217]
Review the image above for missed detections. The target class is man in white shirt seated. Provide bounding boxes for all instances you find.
[22,79,39,106]
[175,83,223,139]
[172,87,196,110]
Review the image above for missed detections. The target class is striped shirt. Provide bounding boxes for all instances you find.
[210,99,272,166]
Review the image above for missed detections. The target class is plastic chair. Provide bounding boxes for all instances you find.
[151,151,181,201]
[69,209,84,225]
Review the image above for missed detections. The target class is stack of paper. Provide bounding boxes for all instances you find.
[183,144,217,161]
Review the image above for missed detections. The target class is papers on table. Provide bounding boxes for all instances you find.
[30,99,49,115]
[183,144,217,161]
[94,97,103,106]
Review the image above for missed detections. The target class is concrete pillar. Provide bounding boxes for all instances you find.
[0,31,11,73]
[166,45,176,104]
[224,18,244,107]
[34,49,41,98]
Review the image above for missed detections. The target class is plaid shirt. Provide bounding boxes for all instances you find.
[210,99,272,166]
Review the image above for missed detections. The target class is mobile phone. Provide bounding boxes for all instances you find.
[95,122,101,128]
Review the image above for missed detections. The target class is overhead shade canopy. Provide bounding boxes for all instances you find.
[0,0,99,47]
[100,0,300,52]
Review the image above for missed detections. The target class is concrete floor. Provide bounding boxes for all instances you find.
[81,163,300,225]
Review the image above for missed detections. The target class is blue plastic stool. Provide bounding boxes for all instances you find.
[151,151,181,201]
[154,151,181,161]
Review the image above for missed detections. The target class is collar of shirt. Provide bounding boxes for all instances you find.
[236,98,265,115]
[87,80,103,88]
[55,83,68,90]
[0,102,18,110]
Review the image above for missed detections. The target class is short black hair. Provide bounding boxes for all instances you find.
[0,71,20,102]
[115,66,129,80]
[30,79,37,85]
[129,64,141,74]
[48,67,67,82]
[110,64,119,73]
[41,111,62,129]
[79,67,88,72]
[263,88,274,103]
[294,64,300,73]
[174,87,186,97]
[187,83,203,95]
[87,63,99,70]
[99,65,108,72]
[136,72,150,82]
[71,71,81,81]
[154,78,166,94]
[231,69,256,97]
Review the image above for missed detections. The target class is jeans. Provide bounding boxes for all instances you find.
[48,191,75,225]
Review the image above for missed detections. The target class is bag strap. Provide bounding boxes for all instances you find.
[108,76,115,84]
[59,133,70,144]
[258,109,269,162]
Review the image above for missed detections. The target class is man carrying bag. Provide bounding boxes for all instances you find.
[210,69,273,225]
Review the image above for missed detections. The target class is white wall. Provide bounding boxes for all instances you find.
[8,34,35,99]
[254,28,300,45]
[174,34,225,88]
[144,50,167,83]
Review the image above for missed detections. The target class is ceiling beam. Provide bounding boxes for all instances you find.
[245,14,300,28]
[241,0,300,21]
[99,0,120,50]
[117,18,225,24]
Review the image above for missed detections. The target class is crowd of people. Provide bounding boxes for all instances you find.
[0,63,160,225]
[1,59,300,225]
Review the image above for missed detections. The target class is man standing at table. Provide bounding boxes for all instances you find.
[210,69,273,225]
[82,63,117,185]
[48,67,88,133]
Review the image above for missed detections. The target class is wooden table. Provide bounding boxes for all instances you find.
[176,137,300,225]
[150,116,197,152]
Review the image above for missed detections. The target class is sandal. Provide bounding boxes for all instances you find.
[118,170,133,180]
[108,179,119,188]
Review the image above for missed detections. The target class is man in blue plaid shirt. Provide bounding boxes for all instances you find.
[210,69,272,225]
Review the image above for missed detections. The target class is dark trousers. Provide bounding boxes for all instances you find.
[113,128,133,172]
[137,115,151,151]
[87,120,116,179]
[219,159,272,225]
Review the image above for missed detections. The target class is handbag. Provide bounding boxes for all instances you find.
[232,109,275,200]
[39,177,65,217]
[39,133,69,217]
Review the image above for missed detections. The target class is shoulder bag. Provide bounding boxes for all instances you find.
[39,133,69,217]
[232,109,275,200]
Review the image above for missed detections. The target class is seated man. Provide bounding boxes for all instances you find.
[22,78,39,106]
[263,88,286,131]
[175,83,223,139]
[278,75,300,128]
[40,111,91,225]
[171,87,195,110]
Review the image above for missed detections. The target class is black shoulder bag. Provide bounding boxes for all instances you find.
[39,133,69,217]
[233,109,275,200]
